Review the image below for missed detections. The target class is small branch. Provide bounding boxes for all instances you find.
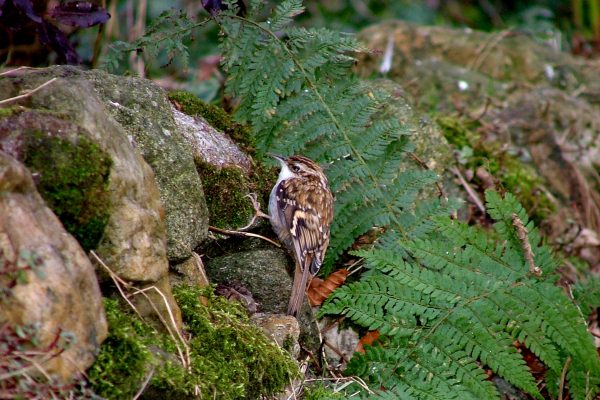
[511,214,542,276]
[209,226,281,247]
[132,366,155,400]
[131,285,191,371]
[558,357,572,400]
[0,66,44,76]
[0,78,58,106]
[91,251,191,371]
[239,193,270,231]
[91,251,143,320]
[450,167,485,213]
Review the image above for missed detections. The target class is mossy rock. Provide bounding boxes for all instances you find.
[168,91,255,154]
[22,130,112,251]
[88,287,299,399]
[196,161,254,229]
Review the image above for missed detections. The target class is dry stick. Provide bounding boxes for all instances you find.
[14,354,53,383]
[132,366,155,400]
[191,252,209,285]
[91,251,191,371]
[0,77,58,106]
[0,343,61,380]
[240,193,271,230]
[130,286,191,371]
[90,251,143,319]
[209,226,281,247]
[0,66,44,76]
[469,30,513,72]
[511,213,542,276]
[558,356,572,400]
[450,167,486,213]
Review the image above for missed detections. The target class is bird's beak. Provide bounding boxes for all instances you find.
[267,152,285,162]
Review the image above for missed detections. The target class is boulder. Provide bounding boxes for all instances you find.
[83,70,209,262]
[0,150,107,382]
[205,244,321,352]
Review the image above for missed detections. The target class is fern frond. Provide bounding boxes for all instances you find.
[215,5,600,399]
[268,0,305,31]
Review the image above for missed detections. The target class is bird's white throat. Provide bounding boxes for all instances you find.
[276,161,296,184]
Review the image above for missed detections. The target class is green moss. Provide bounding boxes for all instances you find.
[22,130,112,251]
[0,106,21,118]
[89,287,299,399]
[197,161,254,229]
[303,385,345,400]
[174,286,300,399]
[168,91,255,154]
[87,299,156,399]
[437,116,555,223]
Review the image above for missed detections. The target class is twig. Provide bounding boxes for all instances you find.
[472,96,492,121]
[511,213,542,276]
[450,167,485,213]
[209,226,281,247]
[91,251,191,371]
[469,30,513,72]
[131,286,191,371]
[346,258,364,276]
[238,193,270,230]
[191,252,209,286]
[132,366,155,400]
[0,66,43,76]
[90,251,143,319]
[322,339,349,363]
[558,356,572,400]
[0,78,58,106]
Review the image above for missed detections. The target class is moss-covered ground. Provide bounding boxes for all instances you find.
[437,116,555,224]
[88,286,299,399]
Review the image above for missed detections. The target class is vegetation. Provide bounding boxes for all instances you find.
[22,130,112,251]
[99,1,600,398]
[88,287,299,399]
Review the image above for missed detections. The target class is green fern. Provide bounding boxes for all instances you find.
[218,0,443,272]
[103,2,600,398]
[321,191,600,399]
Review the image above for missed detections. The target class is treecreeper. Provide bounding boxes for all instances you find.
[268,154,334,316]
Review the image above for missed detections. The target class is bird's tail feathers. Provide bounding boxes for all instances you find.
[287,258,312,316]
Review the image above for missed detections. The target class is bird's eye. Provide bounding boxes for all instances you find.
[291,165,301,172]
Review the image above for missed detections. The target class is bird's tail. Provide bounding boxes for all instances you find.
[287,258,312,316]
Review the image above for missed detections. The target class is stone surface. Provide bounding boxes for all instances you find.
[204,245,321,352]
[251,313,300,357]
[169,252,210,288]
[318,316,359,369]
[172,106,252,173]
[82,69,209,263]
[133,274,183,332]
[0,151,107,381]
[0,66,168,283]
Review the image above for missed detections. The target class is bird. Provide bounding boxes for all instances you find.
[268,154,334,316]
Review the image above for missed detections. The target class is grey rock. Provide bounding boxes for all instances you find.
[83,68,209,263]
[251,313,300,358]
[0,66,169,283]
[0,151,107,382]
[172,106,252,173]
[205,246,321,352]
